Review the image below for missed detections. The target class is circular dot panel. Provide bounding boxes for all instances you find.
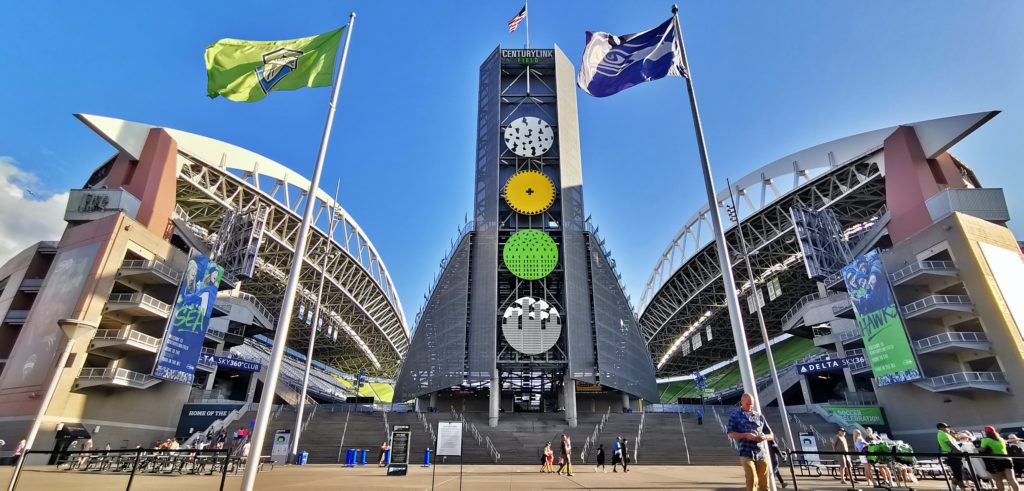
[503,170,556,215]
[502,230,558,280]
[503,116,555,158]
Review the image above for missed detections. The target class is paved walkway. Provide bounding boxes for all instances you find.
[0,464,956,490]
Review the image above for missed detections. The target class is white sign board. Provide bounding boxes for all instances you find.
[271,429,291,464]
[799,432,819,463]
[436,422,463,456]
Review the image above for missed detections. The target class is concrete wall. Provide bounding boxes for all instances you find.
[875,213,1024,450]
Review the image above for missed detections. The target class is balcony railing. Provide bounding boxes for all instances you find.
[889,260,958,283]
[916,371,1006,390]
[901,294,972,317]
[838,328,862,343]
[913,331,989,351]
[831,298,853,316]
[106,292,172,315]
[220,291,277,326]
[120,259,183,282]
[926,188,1009,223]
[78,367,155,388]
[18,278,44,292]
[93,328,161,349]
[781,293,820,327]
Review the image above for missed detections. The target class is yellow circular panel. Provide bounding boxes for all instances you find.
[503,170,556,215]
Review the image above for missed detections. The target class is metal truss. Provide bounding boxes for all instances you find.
[641,157,886,377]
[175,152,408,377]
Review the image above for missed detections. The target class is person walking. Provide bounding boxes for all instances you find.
[726,393,774,491]
[377,440,390,467]
[1007,435,1024,479]
[541,442,554,473]
[697,409,703,425]
[768,438,786,488]
[938,423,970,490]
[854,429,877,487]
[981,426,1020,491]
[833,428,856,485]
[621,438,631,473]
[612,436,623,472]
[559,434,574,476]
[595,444,606,473]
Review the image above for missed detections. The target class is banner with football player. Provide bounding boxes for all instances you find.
[153,254,224,384]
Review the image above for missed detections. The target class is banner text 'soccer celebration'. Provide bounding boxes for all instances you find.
[153,255,224,384]
[841,249,921,386]
[205,27,344,102]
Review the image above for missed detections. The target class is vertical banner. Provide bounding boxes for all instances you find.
[387,424,411,476]
[841,249,921,386]
[153,254,224,384]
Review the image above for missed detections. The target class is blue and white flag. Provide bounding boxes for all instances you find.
[577,18,686,98]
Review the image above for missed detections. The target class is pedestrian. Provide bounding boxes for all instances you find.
[621,438,631,473]
[1007,435,1024,479]
[556,455,567,475]
[559,434,574,476]
[612,436,623,472]
[377,440,390,467]
[768,437,786,488]
[867,436,894,487]
[833,428,856,485]
[541,442,553,473]
[854,429,877,487]
[980,426,1020,491]
[697,409,703,425]
[241,440,250,465]
[12,440,25,465]
[938,423,970,490]
[726,393,774,491]
[595,444,606,473]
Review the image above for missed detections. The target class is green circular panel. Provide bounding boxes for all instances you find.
[503,230,559,280]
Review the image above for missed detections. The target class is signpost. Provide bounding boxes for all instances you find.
[387,424,411,477]
[271,430,291,465]
[799,432,820,463]
[434,422,464,489]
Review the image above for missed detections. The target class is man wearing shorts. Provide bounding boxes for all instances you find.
[833,428,856,484]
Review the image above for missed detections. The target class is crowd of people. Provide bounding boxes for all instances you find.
[536,433,634,476]
[938,422,1023,491]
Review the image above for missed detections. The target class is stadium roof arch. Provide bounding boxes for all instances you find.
[77,114,409,377]
[639,111,998,378]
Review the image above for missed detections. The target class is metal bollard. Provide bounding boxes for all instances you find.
[422,448,432,467]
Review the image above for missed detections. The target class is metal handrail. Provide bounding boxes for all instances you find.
[78,367,154,387]
[92,328,162,348]
[831,298,853,315]
[901,294,972,316]
[917,371,1006,388]
[120,259,183,282]
[913,331,987,350]
[107,292,172,314]
[839,328,862,343]
[889,260,958,283]
[782,292,847,326]
[220,290,278,325]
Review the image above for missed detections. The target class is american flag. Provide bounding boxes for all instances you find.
[508,5,527,33]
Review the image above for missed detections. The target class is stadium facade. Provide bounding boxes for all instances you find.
[0,115,406,451]
[394,46,658,427]
[642,111,1024,449]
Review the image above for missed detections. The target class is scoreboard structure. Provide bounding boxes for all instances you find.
[395,46,657,427]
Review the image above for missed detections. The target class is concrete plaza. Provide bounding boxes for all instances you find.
[1,463,958,490]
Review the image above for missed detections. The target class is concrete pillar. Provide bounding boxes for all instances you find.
[835,343,856,393]
[204,369,217,390]
[429,391,438,410]
[622,392,630,411]
[488,370,500,427]
[245,369,261,404]
[799,375,813,405]
[564,373,577,428]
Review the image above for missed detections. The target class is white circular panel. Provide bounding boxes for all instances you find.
[501,296,562,355]
[503,117,554,158]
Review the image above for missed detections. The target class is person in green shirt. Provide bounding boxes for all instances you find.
[937,422,969,490]
[981,426,1019,491]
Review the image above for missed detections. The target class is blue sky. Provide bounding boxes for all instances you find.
[1,1,1021,326]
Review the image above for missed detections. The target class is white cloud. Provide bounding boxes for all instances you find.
[0,157,69,265]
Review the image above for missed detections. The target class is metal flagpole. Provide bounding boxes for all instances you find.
[525,1,530,49]
[670,6,776,490]
[290,179,342,463]
[726,179,797,452]
[240,13,356,491]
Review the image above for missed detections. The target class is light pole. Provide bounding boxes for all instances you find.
[725,180,797,452]
[8,318,97,491]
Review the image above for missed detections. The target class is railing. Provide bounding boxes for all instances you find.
[916,371,1006,389]
[782,292,848,327]
[901,294,972,316]
[417,412,436,444]
[93,328,162,349]
[106,292,172,315]
[78,367,155,387]
[120,259,183,282]
[220,290,278,325]
[838,328,862,343]
[889,260,957,283]
[19,278,45,290]
[914,331,988,350]
[484,436,500,463]
[831,298,853,316]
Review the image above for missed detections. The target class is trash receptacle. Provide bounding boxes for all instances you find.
[298,450,309,465]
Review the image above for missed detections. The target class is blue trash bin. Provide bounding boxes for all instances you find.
[345,448,355,467]
[359,448,368,466]
[298,450,309,465]
[422,448,432,467]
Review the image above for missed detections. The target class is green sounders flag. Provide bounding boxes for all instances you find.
[205,27,344,102]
